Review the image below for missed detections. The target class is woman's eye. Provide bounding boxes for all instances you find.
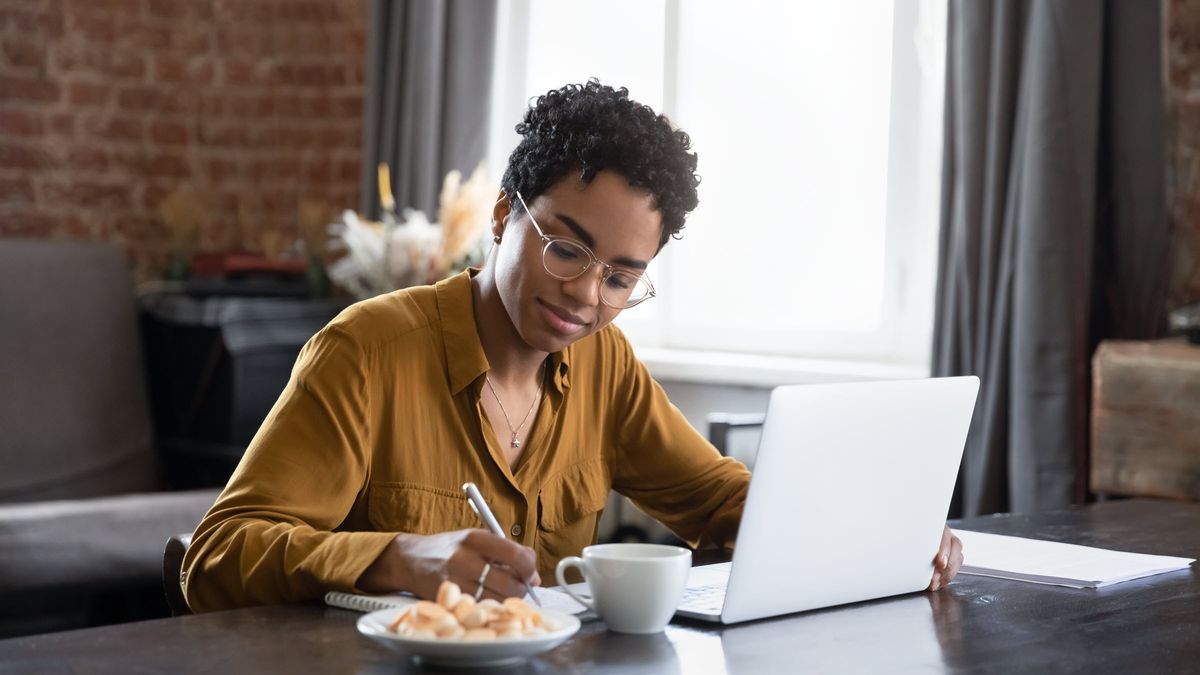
[550,242,581,260]
[606,274,634,290]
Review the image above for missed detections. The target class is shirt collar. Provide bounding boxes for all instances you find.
[434,269,572,395]
[435,270,489,395]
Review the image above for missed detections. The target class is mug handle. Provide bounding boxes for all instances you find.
[554,556,595,611]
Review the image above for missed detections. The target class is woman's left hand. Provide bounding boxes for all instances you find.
[929,525,963,591]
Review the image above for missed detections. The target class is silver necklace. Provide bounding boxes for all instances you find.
[484,363,545,449]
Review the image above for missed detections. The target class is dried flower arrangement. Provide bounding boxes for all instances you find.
[325,163,494,299]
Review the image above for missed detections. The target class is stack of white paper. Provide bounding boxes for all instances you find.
[953,529,1196,588]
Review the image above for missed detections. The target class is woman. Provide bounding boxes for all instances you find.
[182,82,963,612]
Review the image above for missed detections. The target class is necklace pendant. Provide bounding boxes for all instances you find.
[511,435,521,449]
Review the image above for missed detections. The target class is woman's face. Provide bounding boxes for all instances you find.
[490,170,663,354]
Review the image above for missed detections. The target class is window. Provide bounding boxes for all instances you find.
[489,0,947,369]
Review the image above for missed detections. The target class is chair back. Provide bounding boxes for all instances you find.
[163,533,193,616]
[0,239,160,503]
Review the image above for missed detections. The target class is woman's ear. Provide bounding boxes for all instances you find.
[491,191,510,241]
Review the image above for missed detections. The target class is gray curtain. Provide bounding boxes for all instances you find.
[360,0,497,218]
[933,0,1170,516]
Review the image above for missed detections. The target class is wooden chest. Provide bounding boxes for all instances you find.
[1091,339,1200,499]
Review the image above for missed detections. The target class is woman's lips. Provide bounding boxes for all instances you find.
[537,299,587,336]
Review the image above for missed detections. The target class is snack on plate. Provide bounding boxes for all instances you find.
[388,581,554,640]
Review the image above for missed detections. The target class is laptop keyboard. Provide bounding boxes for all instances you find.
[678,583,727,613]
[677,562,733,614]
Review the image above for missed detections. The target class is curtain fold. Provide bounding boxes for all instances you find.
[934,0,1170,516]
[360,0,497,218]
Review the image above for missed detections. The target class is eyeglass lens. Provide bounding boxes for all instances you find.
[542,239,650,308]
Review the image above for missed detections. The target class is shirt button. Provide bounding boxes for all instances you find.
[510,524,523,537]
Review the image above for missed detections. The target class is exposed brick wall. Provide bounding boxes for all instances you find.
[1167,0,1200,308]
[0,0,366,281]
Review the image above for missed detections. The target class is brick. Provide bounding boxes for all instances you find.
[0,10,65,40]
[78,0,143,15]
[274,94,300,113]
[197,121,248,147]
[82,114,143,142]
[71,12,117,42]
[67,146,111,172]
[294,63,345,87]
[345,28,366,54]
[171,29,211,53]
[150,120,188,145]
[54,44,146,80]
[49,113,75,136]
[300,95,332,117]
[337,159,358,182]
[320,127,355,148]
[41,180,131,210]
[214,26,276,58]
[116,18,172,51]
[270,63,295,85]
[0,107,46,137]
[333,95,363,117]
[199,93,224,116]
[192,0,215,21]
[146,0,187,20]
[200,157,236,183]
[0,175,35,204]
[277,125,314,146]
[304,162,331,183]
[149,153,191,179]
[2,37,45,70]
[0,75,60,103]
[223,58,258,85]
[154,55,215,86]
[227,94,275,116]
[217,2,274,23]
[142,183,171,210]
[0,209,59,236]
[0,142,55,170]
[67,81,111,107]
[111,149,149,175]
[117,86,195,113]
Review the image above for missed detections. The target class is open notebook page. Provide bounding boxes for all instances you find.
[953,529,1195,589]
[325,584,592,617]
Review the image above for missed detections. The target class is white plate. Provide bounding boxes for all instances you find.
[356,607,582,668]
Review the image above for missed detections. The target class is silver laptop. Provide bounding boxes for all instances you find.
[675,376,979,624]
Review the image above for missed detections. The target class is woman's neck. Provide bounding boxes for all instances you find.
[470,272,547,388]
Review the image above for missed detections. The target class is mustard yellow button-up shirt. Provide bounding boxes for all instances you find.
[182,270,750,612]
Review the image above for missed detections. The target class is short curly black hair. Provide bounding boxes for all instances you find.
[501,80,700,250]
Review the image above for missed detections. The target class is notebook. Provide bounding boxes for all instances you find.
[325,584,595,618]
[954,529,1196,588]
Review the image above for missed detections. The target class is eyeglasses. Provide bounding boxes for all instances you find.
[513,191,656,309]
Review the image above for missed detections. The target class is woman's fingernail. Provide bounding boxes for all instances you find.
[940,554,948,567]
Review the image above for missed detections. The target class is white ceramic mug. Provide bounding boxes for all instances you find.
[555,543,691,634]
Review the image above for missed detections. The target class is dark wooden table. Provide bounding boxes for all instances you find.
[2,499,1197,673]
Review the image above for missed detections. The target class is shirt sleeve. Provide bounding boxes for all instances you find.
[606,330,750,550]
[182,325,396,613]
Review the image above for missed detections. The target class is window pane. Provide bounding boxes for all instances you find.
[668,1,895,334]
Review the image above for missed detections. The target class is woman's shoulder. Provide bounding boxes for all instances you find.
[324,285,440,350]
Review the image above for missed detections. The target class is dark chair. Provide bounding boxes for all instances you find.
[163,533,193,616]
[706,412,766,456]
[0,239,218,637]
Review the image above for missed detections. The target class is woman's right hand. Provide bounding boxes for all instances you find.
[357,529,541,602]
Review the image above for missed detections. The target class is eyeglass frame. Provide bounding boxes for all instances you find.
[512,191,657,309]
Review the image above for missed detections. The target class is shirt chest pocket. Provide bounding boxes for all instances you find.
[367,483,478,534]
[536,460,611,565]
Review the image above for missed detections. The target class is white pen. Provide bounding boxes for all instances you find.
[462,482,542,607]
